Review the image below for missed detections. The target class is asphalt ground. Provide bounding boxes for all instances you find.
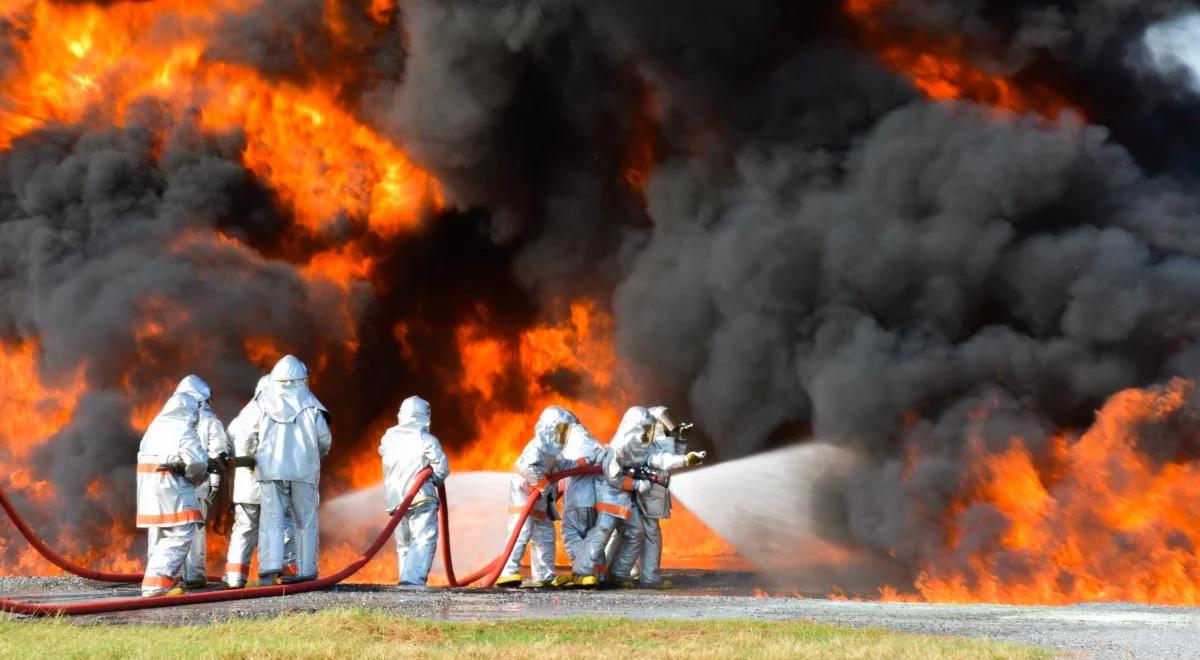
[3,575,1200,658]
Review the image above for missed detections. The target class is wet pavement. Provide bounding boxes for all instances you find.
[4,575,1200,658]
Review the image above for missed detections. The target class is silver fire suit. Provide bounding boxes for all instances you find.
[380,395,450,586]
[171,375,229,587]
[497,406,581,586]
[575,407,692,581]
[136,390,207,597]
[559,423,604,567]
[222,375,296,588]
[573,406,655,581]
[250,355,331,582]
[634,405,688,586]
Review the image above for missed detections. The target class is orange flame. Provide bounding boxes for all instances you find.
[0,0,731,584]
[452,300,629,472]
[0,340,85,464]
[196,64,442,236]
[1,0,441,238]
[883,378,1200,605]
[319,300,741,581]
[622,79,661,196]
[0,339,99,575]
[845,0,1075,117]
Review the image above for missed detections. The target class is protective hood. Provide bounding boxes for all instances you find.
[534,405,575,457]
[648,405,679,438]
[270,354,308,382]
[261,356,326,423]
[253,374,270,398]
[149,392,200,430]
[563,422,601,459]
[612,406,655,452]
[558,407,579,425]
[174,375,212,403]
[398,395,431,428]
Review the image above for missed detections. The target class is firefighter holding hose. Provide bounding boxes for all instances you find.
[494,406,585,588]
[559,420,606,579]
[379,395,450,587]
[630,405,695,589]
[172,375,229,591]
[572,406,705,587]
[136,378,210,597]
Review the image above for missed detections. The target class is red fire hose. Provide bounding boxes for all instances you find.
[0,465,601,616]
[0,488,143,583]
[0,489,223,583]
[436,468,582,588]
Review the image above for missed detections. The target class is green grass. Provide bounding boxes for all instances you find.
[0,608,1051,659]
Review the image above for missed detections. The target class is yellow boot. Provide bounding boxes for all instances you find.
[142,584,185,598]
[494,574,523,588]
[572,574,598,587]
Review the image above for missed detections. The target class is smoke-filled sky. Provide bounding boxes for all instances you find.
[5,0,1200,598]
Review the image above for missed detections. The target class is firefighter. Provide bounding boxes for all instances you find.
[136,381,208,597]
[494,406,582,588]
[223,375,297,588]
[249,355,331,585]
[380,395,450,586]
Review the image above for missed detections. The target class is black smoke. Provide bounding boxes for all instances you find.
[5,0,1200,589]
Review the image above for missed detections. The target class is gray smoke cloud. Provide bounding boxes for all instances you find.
[0,105,357,545]
[616,103,1200,571]
[594,5,1200,587]
[5,0,1200,591]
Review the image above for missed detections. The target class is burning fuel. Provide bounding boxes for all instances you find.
[6,0,1200,606]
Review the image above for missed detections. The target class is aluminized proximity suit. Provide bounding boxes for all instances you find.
[634,406,690,587]
[136,390,207,597]
[171,376,229,587]
[222,376,296,588]
[560,423,604,568]
[497,406,581,586]
[380,395,450,586]
[251,355,332,582]
[573,407,657,581]
[601,407,699,586]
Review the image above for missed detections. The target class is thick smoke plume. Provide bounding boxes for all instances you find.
[4,0,1200,597]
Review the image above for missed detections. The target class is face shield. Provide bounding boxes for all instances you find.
[651,406,692,440]
[639,422,654,445]
[653,408,680,435]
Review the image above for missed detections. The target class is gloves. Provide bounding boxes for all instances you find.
[206,456,224,475]
[685,451,706,467]
[636,479,652,495]
[208,473,221,493]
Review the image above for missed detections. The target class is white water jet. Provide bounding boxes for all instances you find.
[323,443,902,590]
[670,443,860,570]
[322,471,511,580]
